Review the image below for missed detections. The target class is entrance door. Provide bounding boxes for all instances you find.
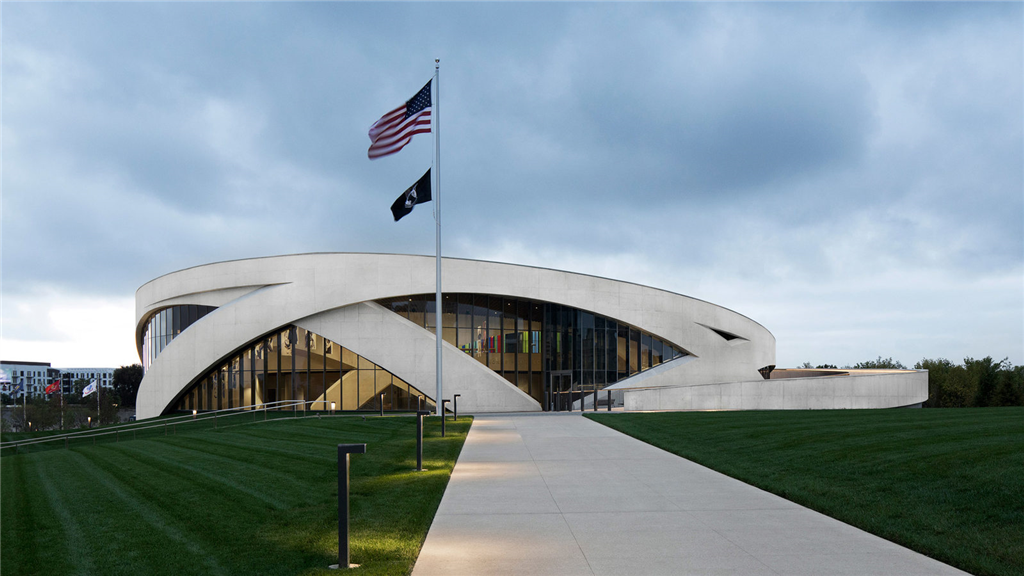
[548,371,573,412]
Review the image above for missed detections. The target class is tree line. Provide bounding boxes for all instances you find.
[800,356,1024,407]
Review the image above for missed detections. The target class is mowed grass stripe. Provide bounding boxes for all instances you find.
[2,415,471,576]
[115,442,293,510]
[587,408,1024,576]
[2,455,73,569]
[67,448,229,575]
[160,433,333,483]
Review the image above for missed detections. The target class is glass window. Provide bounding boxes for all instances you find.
[653,339,663,366]
[342,347,357,371]
[629,329,639,375]
[474,295,489,328]
[641,333,651,371]
[425,298,436,329]
[442,294,457,327]
[488,331,502,371]
[408,298,426,327]
[358,370,376,409]
[457,294,473,330]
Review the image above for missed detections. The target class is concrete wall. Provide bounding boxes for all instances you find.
[622,370,929,411]
[136,253,775,419]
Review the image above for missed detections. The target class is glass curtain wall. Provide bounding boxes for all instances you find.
[172,324,434,414]
[142,305,218,372]
[377,294,687,406]
[380,294,546,403]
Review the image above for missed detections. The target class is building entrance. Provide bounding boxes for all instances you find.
[547,370,575,411]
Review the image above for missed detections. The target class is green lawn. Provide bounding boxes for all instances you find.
[2,414,471,576]
[587,408,1024,576]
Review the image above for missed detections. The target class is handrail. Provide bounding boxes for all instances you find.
[0,399,330,453]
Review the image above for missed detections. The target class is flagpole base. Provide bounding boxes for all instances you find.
[329,563,360,570]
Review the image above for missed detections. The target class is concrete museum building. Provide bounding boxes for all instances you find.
[135,253,927,419]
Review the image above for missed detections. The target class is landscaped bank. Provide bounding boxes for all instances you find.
[1,414,471,576]
[587,408,1024,576]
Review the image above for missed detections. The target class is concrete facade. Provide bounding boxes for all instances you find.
[135,253,775,419]
[622,370,929,411]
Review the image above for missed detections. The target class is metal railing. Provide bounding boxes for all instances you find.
[0,400,351,456]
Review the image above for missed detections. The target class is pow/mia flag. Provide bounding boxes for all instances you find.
[391,169,432,221]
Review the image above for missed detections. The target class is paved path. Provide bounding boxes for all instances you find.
[412,412,968,576]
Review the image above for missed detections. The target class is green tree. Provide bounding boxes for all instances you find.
[25,397,59,431]
[993,362,1024,407]
[816,364,838,369]
[965,356,1000,407]
[916,357,955,407]
[851,356,908,370]
[99,390,121,425]
[939,366,977,407]
[112,364,143,408]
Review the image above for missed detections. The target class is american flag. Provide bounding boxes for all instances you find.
[367,80,432,159]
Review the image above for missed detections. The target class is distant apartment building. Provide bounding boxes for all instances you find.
[1,361,114,399]
[60,368,115,392]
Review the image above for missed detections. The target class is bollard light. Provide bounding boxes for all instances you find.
[331,444,367,570]
[441,399,450,437]
[330,401,336,414]
[193,409,197,419]
[379,393,385,417]
[88,416,92,429]
[416,410,430,471]
[453,394,461,421]
[28,421,32,431]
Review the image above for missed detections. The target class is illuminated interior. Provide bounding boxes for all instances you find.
[172,325,434,413]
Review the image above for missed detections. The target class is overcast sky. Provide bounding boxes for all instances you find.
[2,2,1021,370]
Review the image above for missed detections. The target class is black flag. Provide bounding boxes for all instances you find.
[391,169,432,221]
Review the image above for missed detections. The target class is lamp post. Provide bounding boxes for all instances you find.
[331,444,366,570]
[440,399,450,437]
[416,410,429,471]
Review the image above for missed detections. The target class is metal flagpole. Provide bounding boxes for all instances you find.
[433,59,443,416]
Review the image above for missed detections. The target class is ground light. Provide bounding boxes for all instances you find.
[330,443,366,570]
[192,409,197,419]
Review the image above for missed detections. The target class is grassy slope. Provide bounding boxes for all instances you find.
[587,408,1024,576]
[1,414,471,576]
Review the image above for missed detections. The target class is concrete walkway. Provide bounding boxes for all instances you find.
[411,412,968,576]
